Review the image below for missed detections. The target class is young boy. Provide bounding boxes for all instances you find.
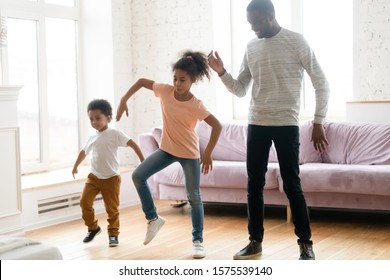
[72,99,144,247]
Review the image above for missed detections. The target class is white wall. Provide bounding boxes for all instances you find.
[110,0,135,165]
[350,0,390,122]
[354,0,390,101]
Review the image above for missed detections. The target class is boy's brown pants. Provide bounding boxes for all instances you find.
[80,173,121,237]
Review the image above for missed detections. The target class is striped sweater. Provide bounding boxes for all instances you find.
[220,28,329,126]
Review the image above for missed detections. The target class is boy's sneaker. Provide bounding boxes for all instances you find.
[143,216,166,245]
[298,240,315,260]
[233,240,262,260]
[83,226,101,243]
[109,236,119,247]
[192,241,206,259]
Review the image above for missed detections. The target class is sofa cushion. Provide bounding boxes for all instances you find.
[322,122,390,164]
[138,132,159,158]
[197,121,247,161]
[294,163,390,196]
[197,121,278,162]
[154,161,279,190]
[298,121,323,164]
[152,126,163,145]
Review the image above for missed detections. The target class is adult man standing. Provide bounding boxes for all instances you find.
[208,0,329,260]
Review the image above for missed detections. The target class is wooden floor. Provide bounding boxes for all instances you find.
[25,200,390,260]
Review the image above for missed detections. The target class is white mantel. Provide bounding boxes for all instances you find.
[0,85,23,234]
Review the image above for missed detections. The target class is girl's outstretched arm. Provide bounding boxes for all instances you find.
[201,114,222,174]
[116,78,154,121]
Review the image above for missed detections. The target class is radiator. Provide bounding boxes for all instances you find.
[38,192,103,214]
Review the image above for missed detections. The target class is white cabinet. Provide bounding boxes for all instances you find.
[0,86,23,234]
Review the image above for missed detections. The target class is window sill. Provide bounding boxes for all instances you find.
[21,165,135,190]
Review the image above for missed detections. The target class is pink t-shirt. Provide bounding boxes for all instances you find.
[153,83,210,159]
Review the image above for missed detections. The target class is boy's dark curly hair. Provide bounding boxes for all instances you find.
[87,99,113,117]
[172,50,211,82]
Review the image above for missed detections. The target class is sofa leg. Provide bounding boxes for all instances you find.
[286,204,292,223]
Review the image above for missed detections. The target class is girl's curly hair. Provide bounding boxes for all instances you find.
[172,50,211,82]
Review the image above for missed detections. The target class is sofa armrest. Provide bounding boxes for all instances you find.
[138,132,158,158]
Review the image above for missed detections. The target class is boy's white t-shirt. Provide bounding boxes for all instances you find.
[83,127,131,179]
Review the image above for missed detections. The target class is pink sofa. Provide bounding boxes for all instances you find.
[138,121,390,213]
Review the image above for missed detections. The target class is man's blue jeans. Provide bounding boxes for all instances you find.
[247,125,312,244]
[132,149,204,242]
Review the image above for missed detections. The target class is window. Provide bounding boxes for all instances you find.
[45,18,79,167]
[301,0,353,118]
[229,0,353,120]
[1,1,80,173]
[7,18,41,166]
[45,0,75,6]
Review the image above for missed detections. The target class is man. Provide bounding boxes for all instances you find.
[208,0,329,260]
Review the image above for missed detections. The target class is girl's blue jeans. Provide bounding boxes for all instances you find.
[132,149,204,242]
